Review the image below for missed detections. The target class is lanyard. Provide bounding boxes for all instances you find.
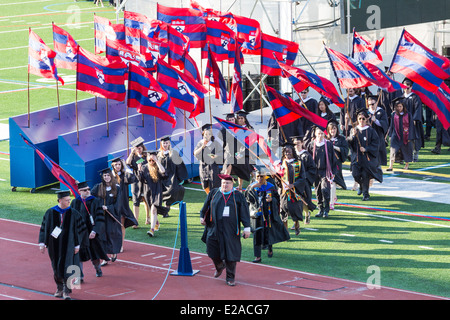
[222,191,233,205]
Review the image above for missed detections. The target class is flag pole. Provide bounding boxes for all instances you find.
[56,79,60,120]
[154,116,158,149]
[75,45,80,145]
[106,98,109,137]
[126,66,130,157]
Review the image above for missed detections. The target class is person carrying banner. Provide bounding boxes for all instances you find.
[244,168,290,263]
[347,109,383,201]
[199,174,251,286]
[306,126,337,218]
[402,78,424,162]
[70,181,109,279]
[39,190,87,300]
[274,143,306,235]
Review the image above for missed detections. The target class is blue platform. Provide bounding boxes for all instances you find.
[9,96,202,191]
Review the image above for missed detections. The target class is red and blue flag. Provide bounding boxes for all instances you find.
[214,116,277,165]
[261,33,298,76]
[124,11,161,52]
[52,23,78,70]
[157,3,206,49]
[265,85,329,131]
[204,45,228,104]
[105,38,155,72]
[157,58,207,114]
[28,29,64,85]
[412,82,450,130]
[94,15,126,54]
[352,30,384,65]
[127,64,176,127]
[278,61,344,108]
[20,134,79,197]
[389,29,450,92]
[201,19,236,63]
[230,43,243,112]
[76,46,128,101]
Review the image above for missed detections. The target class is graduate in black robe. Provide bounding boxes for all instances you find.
[157,135,188,216]
[402,78,424,162]
[340,88,366,137]
[267,111,304,151]
[111,157,139,246]
[292,135,317,214]
[307,127,337,218]
[387,98,416,170]
[367,95,389,166]
[244,168,290,263]
[194,124,223,194]
[91,168,123,261]
[347,110,383,201]
[224,110,256,190]
[139,150,167,237]
[70,181,109,278]
[325,120,349,210]
[39,190,87,300]
[431,118,450,154]
[296,87,318,134]
[274,143,306,235]
[316,97,337,122]
[200,174,251,286]
[125,137,150,227]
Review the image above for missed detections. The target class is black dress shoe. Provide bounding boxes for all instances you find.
[357,188,362,195]
[252,258,262,263]
[226,280,236,286]
[214,265,225,278]
[362,194,370,201]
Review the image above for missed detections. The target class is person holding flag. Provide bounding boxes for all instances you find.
[347,109,383,201]
[402,78,424,162]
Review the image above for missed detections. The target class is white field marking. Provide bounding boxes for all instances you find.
[335,209,450,229]
[379,240,394,244]
[0,0,53,6]
[140,253,155,257]
[0,22,90,34]
[1,219,448,300]
[0,158,10,161]
[304,228,319,231]
[0,293,24,300]
[340,233,356,237]
[152,255,167,259]
[419,246,434,250]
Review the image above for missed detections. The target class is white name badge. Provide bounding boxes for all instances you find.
[90,215,95,225]
[51,226,62,239]
[223,206,230,218]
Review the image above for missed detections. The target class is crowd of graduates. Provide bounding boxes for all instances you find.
[38,75,450,294]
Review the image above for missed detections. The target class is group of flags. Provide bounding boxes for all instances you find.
[25,2,450,192]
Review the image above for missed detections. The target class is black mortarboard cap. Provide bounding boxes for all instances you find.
[356,109,369,118]
[366,94,378,100]
[223,112,235,117]
[402,77,413,85]
[56,190,71,199]
[235,110,249,116]
[392,97,405,105]
[282,141,296,148]
[77,181,89,189]
[160,135,171,142]
[202,123,212,131]
[99,167,112,175]
[144,150,158,155]
[109,156,122,163]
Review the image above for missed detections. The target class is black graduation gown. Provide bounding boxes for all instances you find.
[403,93,424,151]
[340,95,366,136]
[298,97,318,134]
[388,112,415,163]
[275,159,306,222]
[115,171,139,228]
[378,88,403,122]
[158,150,188,206]
[70,196,109,262]
[39,206,86,280]
[267,112,304,147]
[436,118,450,147]
[194,139,223,189]
[139,164,167,208]
[91,184,123,254]
[244,182,290,248]
[221,127,255,181]
[297,149,317,210]
[128,154,147,205]
[347,126,383,183]
[200,188,251,262]
[369,107,389,166]
[329,135,349,189]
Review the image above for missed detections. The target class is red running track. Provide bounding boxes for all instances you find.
[0,218,447,301]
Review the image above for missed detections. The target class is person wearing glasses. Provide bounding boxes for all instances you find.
[297,87,318,134]
[347,109,383,201]
[367,95,389,167]
[340,88,365,137]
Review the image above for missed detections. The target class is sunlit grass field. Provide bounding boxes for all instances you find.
[0,1,449,298]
